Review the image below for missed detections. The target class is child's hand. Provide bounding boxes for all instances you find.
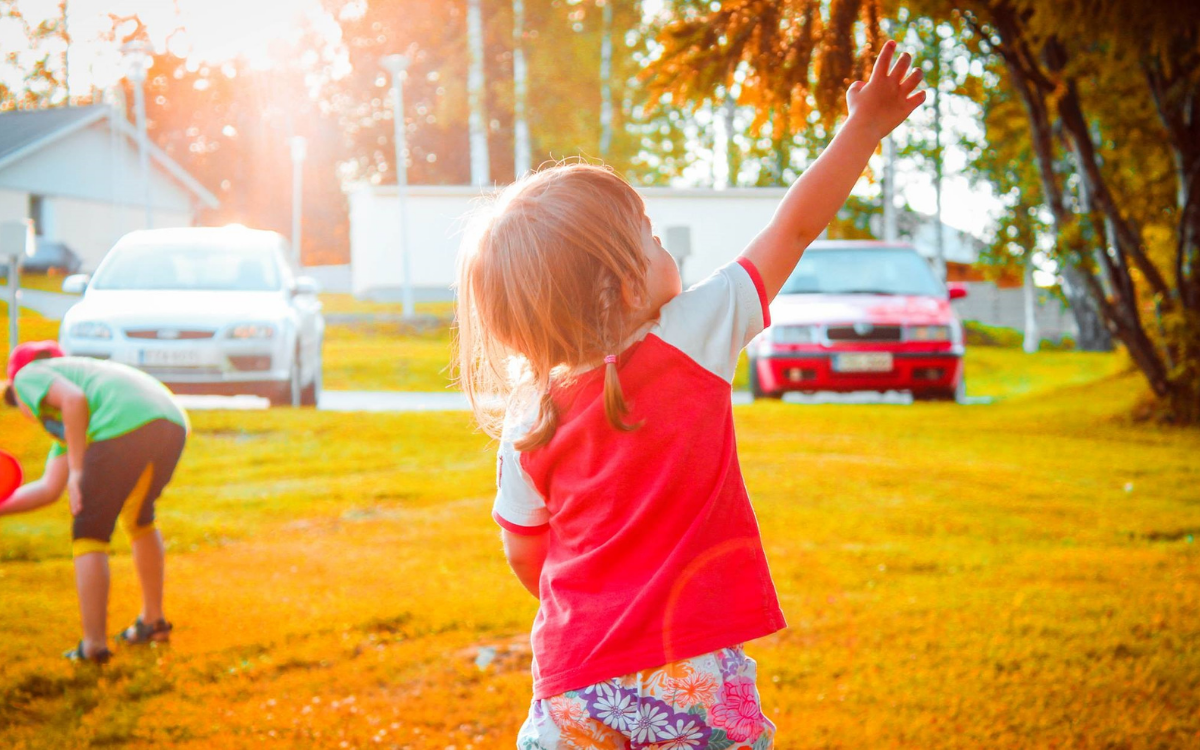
[68,472,83,516]
[846,40,926,140]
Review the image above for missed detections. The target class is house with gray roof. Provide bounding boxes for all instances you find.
[0,105,218,271]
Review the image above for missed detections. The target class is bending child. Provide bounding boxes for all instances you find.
[457,40,924,748]
[2,342,189,664]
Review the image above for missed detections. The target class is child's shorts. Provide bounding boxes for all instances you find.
[72,419,187,557]
[517,645,775,750]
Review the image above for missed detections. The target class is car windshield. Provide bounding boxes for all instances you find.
[780,247,944,297]
[91,244,282,292]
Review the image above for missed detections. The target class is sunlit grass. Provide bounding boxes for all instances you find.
[15,273,78,295]
[321,322,455,392]
[1,346,1197,748]
[0,304,61,353]
[317,294,453,319]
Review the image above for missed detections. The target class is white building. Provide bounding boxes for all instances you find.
[0,105,219,271]
[348,184,980,300]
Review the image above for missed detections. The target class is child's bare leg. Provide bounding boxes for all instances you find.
[131,530,165,623]
[74,552,110,656]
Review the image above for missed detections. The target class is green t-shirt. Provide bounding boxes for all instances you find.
[13,357,189,461]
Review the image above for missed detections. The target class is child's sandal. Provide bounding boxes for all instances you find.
[117,617,173,645]
[64,641,112,665]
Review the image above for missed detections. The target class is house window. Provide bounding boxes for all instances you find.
[29,195,44,236]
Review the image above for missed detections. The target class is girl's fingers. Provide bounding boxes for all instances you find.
[906,90,928,108]
[890,51,912,81]
[872,40,897,80]
[901,68,924,93]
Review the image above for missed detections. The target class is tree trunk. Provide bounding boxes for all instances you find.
[467,0,490,187]
[723,89,738,188]
[599,0,614,158]
[512,0,531,178]
[988,22,1111,351]
[1144,49,1200,420]
[1022,255,1038,353]
[1059,264,1112,351]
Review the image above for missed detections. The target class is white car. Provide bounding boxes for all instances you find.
[60,226,325,407]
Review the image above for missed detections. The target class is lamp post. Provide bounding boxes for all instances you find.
[290,136,307,269]
[121,41,153,230]
[380,53,414,319]
[2,219,35,360]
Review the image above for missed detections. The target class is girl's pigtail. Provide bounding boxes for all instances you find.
[597,276,644,434]
[602,355,642,433]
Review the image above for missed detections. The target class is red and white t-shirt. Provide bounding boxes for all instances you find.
[493,257,786,699]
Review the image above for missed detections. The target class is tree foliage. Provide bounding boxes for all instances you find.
[646,0,883,133]
[645,0,1200,421]
[0,0,69,109]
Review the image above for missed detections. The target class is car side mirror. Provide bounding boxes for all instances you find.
[293,276,321,297]
[947,283,968,301]
[62,274,89,294]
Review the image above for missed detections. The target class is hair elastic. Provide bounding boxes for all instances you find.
[603,355,618,365]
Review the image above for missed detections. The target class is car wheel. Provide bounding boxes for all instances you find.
[913,385,958,402]
[300,343,322,407]
[748,356,780,400]
[268,356,302,407]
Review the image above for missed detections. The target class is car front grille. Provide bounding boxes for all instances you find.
[125,329,216,340]
[826,324,902,343]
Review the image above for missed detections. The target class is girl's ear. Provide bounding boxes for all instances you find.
[621,283,644,311]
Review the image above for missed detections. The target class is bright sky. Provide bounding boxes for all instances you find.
[10,0,324,91]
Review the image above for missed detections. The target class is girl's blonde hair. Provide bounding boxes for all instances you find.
[455,163,649,451]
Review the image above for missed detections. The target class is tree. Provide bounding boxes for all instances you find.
[644,0,1200,421]
[958,0,1197,417]
[0,0,70,109]
[104,12,351,266]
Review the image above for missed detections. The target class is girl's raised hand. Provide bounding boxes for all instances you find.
[846,40,926,140]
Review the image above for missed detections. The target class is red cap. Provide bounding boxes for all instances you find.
[6,340,64,382]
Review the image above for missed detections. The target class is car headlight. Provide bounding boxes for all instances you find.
[907,325,952,342]
[227,323,276,340]
[769,325,819,345]
[69,322,113,340]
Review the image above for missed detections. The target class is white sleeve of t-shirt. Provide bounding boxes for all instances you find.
[491,405,550,535]
[652,257,771,382]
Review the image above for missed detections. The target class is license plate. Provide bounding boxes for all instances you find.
[140,348,204,367]
[833,352,893,373]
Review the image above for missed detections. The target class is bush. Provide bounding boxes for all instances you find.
[963,321,1077,351]
[963,321,1024,348]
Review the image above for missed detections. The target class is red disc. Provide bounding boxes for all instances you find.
[0,450,21,503]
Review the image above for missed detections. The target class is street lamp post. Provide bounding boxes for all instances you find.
[290,136,307,269]
[121,41,153,230]
[380,53,414,319]
[2,219,35,361]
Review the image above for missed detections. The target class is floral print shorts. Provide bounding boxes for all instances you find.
[517,645,775,750]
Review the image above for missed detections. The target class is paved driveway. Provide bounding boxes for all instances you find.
[15,289,78,319]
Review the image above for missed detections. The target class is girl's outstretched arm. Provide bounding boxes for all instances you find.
[742,40,926,299]
[0,455,67,517]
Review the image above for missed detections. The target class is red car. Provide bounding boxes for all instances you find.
[747,241,968,401]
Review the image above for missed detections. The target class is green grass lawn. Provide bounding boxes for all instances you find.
[1,344,1197,748]
[317,294,452,319]
[14,273,78,295]
[322,321,455,392]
